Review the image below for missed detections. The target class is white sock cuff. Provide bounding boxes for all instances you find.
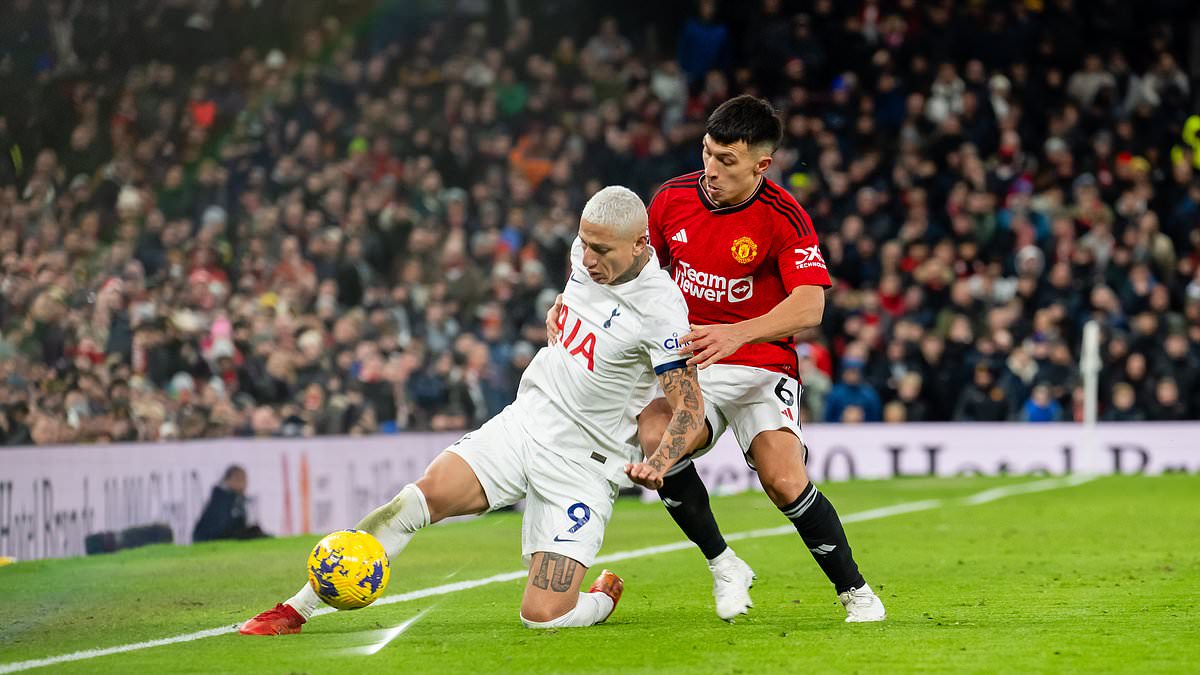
[365,483,430,558]
[399,483,432,530]
[285,582,322,620]
[520,613,562,629]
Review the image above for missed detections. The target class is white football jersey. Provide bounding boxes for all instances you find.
[514,238,691,481]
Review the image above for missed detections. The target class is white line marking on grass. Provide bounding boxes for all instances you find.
[842,498,946,523]
[442,564,467,581]
[0,477,1093,674]
[715,499,948,549]
[0,626,241,675]
[360,608,433,656]
[962,475,1096,505]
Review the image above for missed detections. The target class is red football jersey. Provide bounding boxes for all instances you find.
[648,170,831,379]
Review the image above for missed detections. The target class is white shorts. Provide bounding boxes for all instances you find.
[666,364,804,475]
[446,405,618,568]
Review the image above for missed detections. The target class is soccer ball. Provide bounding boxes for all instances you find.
[307,529,390,610]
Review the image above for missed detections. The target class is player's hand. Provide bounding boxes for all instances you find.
[546,294,564,344]
[625,462,665,490]
[679,323,750,369]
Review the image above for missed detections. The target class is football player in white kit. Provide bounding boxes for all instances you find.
[240,186,705,635]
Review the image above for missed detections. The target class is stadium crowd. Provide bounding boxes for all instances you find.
[1,0,1198,445]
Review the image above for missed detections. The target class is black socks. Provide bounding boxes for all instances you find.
[779,482,865,594]
[657,461,729,560]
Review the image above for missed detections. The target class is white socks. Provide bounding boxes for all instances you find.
[362,483,431,555]
[285,583,324,620]
[520,592,615,629]
[286,484,431,619]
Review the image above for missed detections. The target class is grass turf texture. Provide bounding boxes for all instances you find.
[1,474,1196,674]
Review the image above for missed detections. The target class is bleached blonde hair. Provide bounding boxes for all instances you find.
[580,185,648,239]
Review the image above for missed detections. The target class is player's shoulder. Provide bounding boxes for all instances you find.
[637,265,687,299]
[649,170,703,207]
[758,178,817,240]
[627,266,689,315]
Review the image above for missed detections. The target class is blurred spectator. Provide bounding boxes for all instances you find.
[2,402,34,445]
[1146,377,1189,421]
[193,465,267,542]
[0,0,1197,447]
[954,364,1012,422]
[796,343,831,423]
[840,404,866,425]
[892,372,928,422]
[678,0,731,87]
[825,359,882,423]
[882,400,907,424]
[1101,382,1145,422]
[1021,384,1064,422]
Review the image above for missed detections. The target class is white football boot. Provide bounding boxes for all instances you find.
[708,551,756,621]
[839,583,886,622]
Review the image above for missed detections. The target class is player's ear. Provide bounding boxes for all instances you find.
[754,153,773,176]
[633,233,648,254]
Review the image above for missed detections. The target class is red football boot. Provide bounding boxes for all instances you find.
[587,570,624,623]
[239,603,306,635]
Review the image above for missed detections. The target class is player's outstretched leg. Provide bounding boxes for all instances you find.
[238,483,432,635]
[640,400,755,621]
[519,552,622,628]
[750,430,885,623]
[240,452,486,635]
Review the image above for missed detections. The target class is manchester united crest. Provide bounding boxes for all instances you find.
[731,236,758,264]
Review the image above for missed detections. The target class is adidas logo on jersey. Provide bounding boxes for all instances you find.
[672,229,688,244]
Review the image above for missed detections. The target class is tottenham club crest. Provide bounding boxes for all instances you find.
[731,236,758,264]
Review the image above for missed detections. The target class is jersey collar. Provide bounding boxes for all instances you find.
[697,175,766,215]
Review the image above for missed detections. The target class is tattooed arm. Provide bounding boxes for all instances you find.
[625,365,705,490]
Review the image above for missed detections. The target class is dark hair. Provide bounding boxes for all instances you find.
[223,464,246,480]
[705,95,783,153]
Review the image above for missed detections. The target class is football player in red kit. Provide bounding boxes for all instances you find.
[551,96,884,623]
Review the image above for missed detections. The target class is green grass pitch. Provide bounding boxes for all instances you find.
[1,474,1197,674]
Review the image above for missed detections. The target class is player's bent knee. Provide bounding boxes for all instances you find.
[412,478,450,522]
[760,474,808,506]
[520,609,569,627]
[520,598,578,625]
[415,452,488,522]
[520,613,552,629]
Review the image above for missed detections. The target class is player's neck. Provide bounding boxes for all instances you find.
[611,249,651,285]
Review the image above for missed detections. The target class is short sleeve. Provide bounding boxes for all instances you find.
[776,205,832,291]
[639,286,691,375]
[647,189,672,268]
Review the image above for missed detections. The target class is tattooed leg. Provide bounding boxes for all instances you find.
[520,552,613,628]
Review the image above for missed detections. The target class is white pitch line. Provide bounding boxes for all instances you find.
[361,608,433,656]
[0,626,241,675]
[962,474,1096,505]
[0,476,1096,674]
